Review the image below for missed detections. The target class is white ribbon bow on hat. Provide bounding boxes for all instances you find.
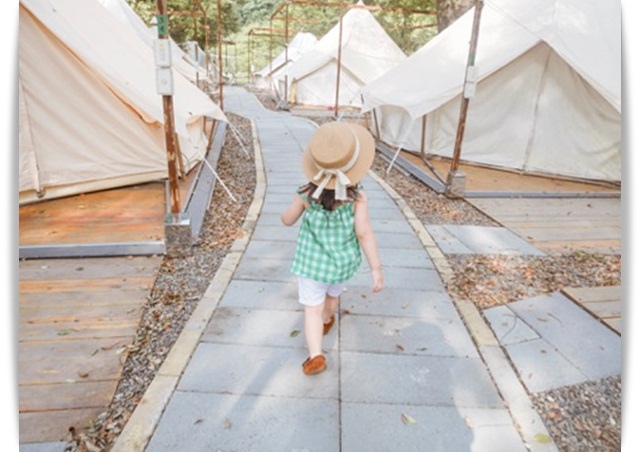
[311,130,360,201]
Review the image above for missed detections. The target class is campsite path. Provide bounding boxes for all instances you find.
[113,86,556,451]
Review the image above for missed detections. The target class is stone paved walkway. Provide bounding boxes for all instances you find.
[113,87,560,452]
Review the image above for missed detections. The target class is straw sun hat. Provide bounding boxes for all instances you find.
[301,121,375,200]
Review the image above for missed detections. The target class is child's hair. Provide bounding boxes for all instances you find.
[298,183,359,211]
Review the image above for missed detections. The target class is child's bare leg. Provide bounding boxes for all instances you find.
[304,303,324,358]
[323,294,339,324]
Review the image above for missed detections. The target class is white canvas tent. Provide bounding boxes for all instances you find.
[276,1,406,109]
[95,0,207,84]
[361,0,621,182]
[19,0,226,205]
[253,32,318,91]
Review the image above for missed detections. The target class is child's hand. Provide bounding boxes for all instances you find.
[371,267,384,293]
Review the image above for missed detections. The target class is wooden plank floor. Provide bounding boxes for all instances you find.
[467,197,621,254]
[399,151,619,193]
[563,286,622,335]
[18,256,162,444]
[19,169,198,247]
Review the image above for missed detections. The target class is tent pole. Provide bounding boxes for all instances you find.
[247,32,251,85]
[195,0,210,82]
[284,44,289,106]
[372,107,381,139]
[284,3,290,105]
[334,2,346,118]
[385,119,415,177]
[269,18,274,75]
[447,0,484,198]
[156,0,182,217]
[217,0,224,109]
[174,132,185,178]
[420,115,427,158]
[285,3,290,42]
[206,118,217,151]
[419,115,446,184]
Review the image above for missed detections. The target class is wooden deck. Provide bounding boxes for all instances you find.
[385,150,621,255]
[19,167,197,246]
[18,256,162,443]
[20,183,165,246]
[467,197,621,254]
[563,286,622,335]
[19,168,197,247]
[400,151,619,194]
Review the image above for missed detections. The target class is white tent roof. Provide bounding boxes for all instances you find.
[257,32,318,78]
[95,0,207,84]
[19,0,226,204]
[362,0,621,118]
[360,0,621,182]
[278,1,406,107]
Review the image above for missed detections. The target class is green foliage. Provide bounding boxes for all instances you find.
[374,0,438,54]
[234,0,279,27]
[127,0,241,47]
[126,0,449,83]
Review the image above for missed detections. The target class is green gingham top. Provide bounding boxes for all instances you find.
[291,192,362,283]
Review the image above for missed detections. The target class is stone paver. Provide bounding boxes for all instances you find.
[427,225,546,255]
[484,291,622,393]
[342,404,527,452]
[147,392,340,452]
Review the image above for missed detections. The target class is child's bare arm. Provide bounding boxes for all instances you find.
[281,194,307,226]
[354,190,384,292]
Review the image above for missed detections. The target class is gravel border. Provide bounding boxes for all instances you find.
[531,376,622,451]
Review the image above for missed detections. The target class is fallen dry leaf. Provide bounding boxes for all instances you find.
[534,433,552,444]
[401,413,417,425]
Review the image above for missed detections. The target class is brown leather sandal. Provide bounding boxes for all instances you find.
[323,315,335,335]
[302,355,327,375]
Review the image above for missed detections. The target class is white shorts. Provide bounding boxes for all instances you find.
[297,276,346,307]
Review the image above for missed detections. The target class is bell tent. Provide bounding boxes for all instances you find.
[361,0,621,182]
[253,32,318,91]
[276,1,406,109]
[19,0,226,205]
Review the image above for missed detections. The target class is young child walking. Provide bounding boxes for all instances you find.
[281,121,384,376]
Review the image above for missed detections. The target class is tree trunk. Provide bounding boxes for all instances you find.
[436,0,474,32]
